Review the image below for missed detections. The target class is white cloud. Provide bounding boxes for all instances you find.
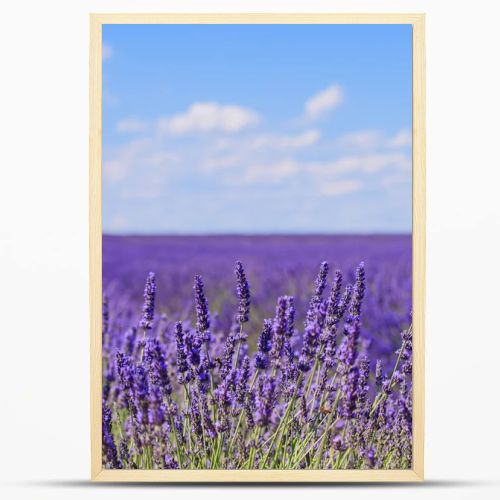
[102,43,113,61]
[334,128,412,152]
[310,153,411,176]
[248,129,320,150]
[103,138,174,183]
[117,117,148,133]
[245,160,298,183]
[208,130,320,166]
[108,214,128,231]
[335,130,383,150]
[202,155,243,171]
[387,128,412,148]
[304,84,343,120]
[382,172,411,187]
[158,102,261,135]
[318,179,362,197]
[223,160,299,185]
[103,159,129,181]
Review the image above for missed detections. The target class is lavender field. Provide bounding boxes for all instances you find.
[102,235,413,470]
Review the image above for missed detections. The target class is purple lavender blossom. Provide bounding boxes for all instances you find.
[255,375,276,427]
[174,321,190,384]
[254,319,273,370]
[144,337,172,397]
[270,296,288,366]
[194,274,210,341]
[298,308,322,372]
[341,367,359,418]
[305,261,329,324]
[220,332,237,380]
[236,355,250,404]
[339,316,361,368]
[139,272,156,330]
[375,360,383,387]
[164,454,179,469]
[235,260,251,324]
[348,262,366,321]
[283,295,296,362]
[102,402,121,469]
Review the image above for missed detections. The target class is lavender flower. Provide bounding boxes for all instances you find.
[356,355,370,411]
[144,337,172,397]
[341,367,359,419]
[375,360,383,387]
[139,272,156,330]
[348,262,366,321]
[270,296,287,366]
[283,295,296,362]
[220,332,237,380]
[339,316,361,368]
[102,402,121,469]
[164,454,179,469]
[254,319,273,370]
[194,274,210,341]
[298,309,322,372]
[235,260,250,324]
[174,321,190,384]
[255,375,276,427]
[305,261,329,324]
[236,355,250,404]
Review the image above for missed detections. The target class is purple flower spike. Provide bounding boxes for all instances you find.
[139,272,156,330]
[235,260,251,324]
[102,401,121,469]
[255,375,276,427]
[174,321,190,384]
[285,296,296,339]
[236,355,251,404]
[144,337,172,397]
[348,262,366,321]
[254,319,273,370]
[341,366,359,418]
[306,261,329,324]
[220,332,237,380]
[270,296,288,366]
[283,296,296,362]
[193,274,210,341]
[375,360,383,387]
[315,261,329,298]
[339,316,361,368]
[298,310,322,372]
[164,454,179,469]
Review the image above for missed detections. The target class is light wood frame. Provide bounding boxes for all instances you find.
[90,13,425,482]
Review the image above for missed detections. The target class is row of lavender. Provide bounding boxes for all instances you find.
[102,236,412,469]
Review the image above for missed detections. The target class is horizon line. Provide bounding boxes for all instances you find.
[103,232,412,237]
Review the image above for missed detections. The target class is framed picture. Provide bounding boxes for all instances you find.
[90,13,425,482]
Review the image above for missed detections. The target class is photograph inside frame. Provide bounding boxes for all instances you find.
[101,23,414,471]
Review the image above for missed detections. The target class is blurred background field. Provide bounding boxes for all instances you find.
[103,234,411,364]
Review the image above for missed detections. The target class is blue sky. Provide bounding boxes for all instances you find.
[102,24,412,234]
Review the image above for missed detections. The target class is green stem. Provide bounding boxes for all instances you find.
[370,336,407,417]
[261,373,303,469]
[169,415,184,468]
[228,370,259,453]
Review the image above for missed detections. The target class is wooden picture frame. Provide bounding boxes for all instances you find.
[90,13,425,482]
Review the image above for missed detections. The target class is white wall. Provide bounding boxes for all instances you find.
[1,1,499,499]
